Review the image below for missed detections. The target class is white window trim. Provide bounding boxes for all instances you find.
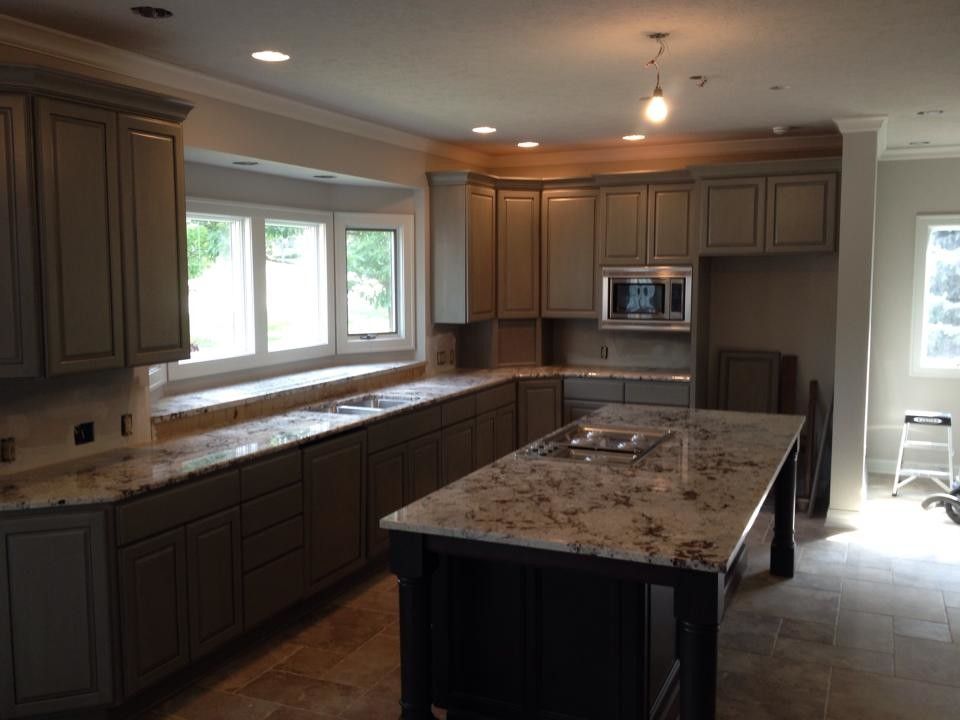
[334,212,416,354]
[910,213,960,378]
[169,198,335,382]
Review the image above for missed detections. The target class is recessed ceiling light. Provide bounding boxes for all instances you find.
[232,160,259,166]
[769,84,790,91]
[251,50,290,62]
[517,141,539,148]
[130,6,173,19]
[472,126,497,134]
[622,134,646,141]
[313,174,336,179]
[916,110,944,116]
[909,140,931,146]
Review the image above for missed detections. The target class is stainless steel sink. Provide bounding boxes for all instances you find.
[310,392,422,415]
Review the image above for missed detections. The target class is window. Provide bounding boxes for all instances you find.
[335,213,415,354]
[911,215,960,376]
[169,200,334,381]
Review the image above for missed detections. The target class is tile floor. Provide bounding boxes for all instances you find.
[143,475,960,720]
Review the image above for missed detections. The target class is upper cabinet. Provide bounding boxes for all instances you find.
[0,66,193,377]
[497,189,540,318]
[0,94,40,379]
[541,188,599,318]
[430,175,496,324]
[647,183,695,264]
[699,172,838,256]
[599,186,647,265]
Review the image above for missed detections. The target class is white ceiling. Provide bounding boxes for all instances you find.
[2,0,959,154]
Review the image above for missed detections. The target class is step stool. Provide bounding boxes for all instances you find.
[892,410,956,496]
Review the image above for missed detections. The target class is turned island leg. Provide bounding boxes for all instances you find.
[675,572,724,720]
[771,440,798,578]
[390,531,437,720]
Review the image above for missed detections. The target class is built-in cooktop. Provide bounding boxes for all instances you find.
[517,424,672,465]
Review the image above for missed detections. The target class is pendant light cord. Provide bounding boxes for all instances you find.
[645,35,667,89]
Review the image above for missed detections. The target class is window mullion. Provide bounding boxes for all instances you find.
[250,216,269,359]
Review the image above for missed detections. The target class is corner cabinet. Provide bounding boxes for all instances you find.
[541,188,599,318]
[0,66,193,377]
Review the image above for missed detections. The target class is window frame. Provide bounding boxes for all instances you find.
[168,199,335,382]
[334,212,415,354]
[910,213,960,378]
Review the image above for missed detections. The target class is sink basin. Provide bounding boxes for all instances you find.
[310,392,422,415]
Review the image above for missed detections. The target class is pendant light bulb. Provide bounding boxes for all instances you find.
[645,86,668,123]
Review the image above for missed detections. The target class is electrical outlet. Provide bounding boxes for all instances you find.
[121,413,133,437]
[600,345,609,360]
[449,349,456,366]
[437,350,447,366]
[74,421,95,445]
[0,437,14,463]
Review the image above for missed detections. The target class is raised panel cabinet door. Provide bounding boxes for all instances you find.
[367,445,406,558]
[517,379,562,445]
[765,174,838,253]
[118,114,189,365]
[599,186,647,264]
[541,189,599,318]
[407,431,442,503]
[303,431,366,593]
[647,183,695,264]
[467,184,496,321]
[699,177,765,256]
[475,409,496,468]
[442,419,476,486]
[119,527,190,695]
[494,404,517,457]
[0,510,114,717]
[497,189,540,318]
[35,97,124,374]
[0,94,41,379]
[186,507,243,659]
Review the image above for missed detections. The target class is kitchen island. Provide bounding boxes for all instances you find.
[382,404,804,720]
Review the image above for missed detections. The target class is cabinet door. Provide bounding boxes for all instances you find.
[442,418,476,485]
[599,186,647,265]
[699,177,765,256]
[35,98,123,374]
[497,189,540,318]
[494,403,517,458]
[468,184,496,321]
[517,379,563,445]
[119,527,189,695]
[563,399,608,424]
[303,431,366,592]
[0,511,114,717]
[186,508,242,659]
[407,431,442,503]
[118,114,189,365]
[765,174,837,253]
[541,189,598,318]
[0,94,40,379]
[475,409,497,468]
[367,445,406,558]
[647,183,695,264]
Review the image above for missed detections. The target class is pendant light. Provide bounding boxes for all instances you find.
[644,33,669,124]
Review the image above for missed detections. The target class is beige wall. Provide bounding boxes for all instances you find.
[867,157,960,473]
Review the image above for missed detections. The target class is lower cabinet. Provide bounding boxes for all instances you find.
[367,445,407,558]
[517,378,563,445]
[407,431,442,503]
[119,527,190,695]
[563,399,608,423]
[304,431,367,593]
[442,418,477,485]
[476,405,518,467]
[0,510,115,717]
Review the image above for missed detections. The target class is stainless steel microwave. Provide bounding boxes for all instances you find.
[600,266,692,332]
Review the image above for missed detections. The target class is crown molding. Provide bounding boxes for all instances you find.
[833,116,888,135]
[881,144,960,161]
[488,133,842,170]
[0,14,489,168]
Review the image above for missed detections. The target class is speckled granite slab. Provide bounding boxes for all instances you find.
[382,404,803,574]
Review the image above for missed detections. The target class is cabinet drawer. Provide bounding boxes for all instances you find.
[241,483,302,537]
[475,382,515,414]
[367,406,442,453]
[563,378,624,403]
[442,394,477,426]
[623,381,690,407]
[241,450,301,501]
[243,549,304,629]
[242,516,303,572]
[117,469,240,546]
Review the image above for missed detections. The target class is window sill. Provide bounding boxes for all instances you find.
[151,360,426,431]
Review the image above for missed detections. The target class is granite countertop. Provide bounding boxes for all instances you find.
[1,366,690,512]
[382,404,803,574]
